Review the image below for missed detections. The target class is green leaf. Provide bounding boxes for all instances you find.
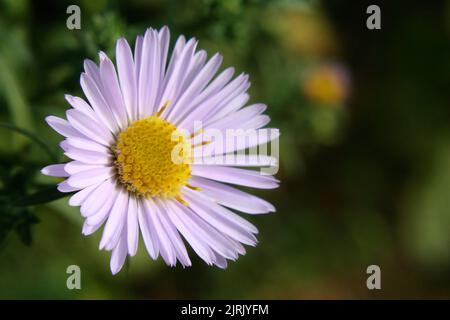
[14,186,71,207]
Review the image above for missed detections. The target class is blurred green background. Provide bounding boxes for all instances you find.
[1,0,450,299]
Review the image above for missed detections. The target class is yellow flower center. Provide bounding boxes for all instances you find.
[114,116,191,198]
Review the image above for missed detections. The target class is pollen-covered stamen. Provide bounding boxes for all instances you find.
[190,129,204,139]
[186,184,201,191]
[114,116,192,198]
[192,140,212,149]
[156,99,170,117]
[175,195,189,206]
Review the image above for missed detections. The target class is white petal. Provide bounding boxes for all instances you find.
[165,49,207,117]
[83,59,102,89]
[205,94,250,124]
[180,50,207,93]
[203,74,250,122]
[116,37,137,121]
[213,252,228,269]
[80,179,115,217]
[153,200,191,267]
[138,199,159,260]
[188,176,275,214]
[178,73,249,130]
[64,147,110,165]
[191,165,279,189]
[66,109,114,146]
[80,73,119,133]
[157,26,170,99]
[86,188,118,227]
[158,35,185,104]
[144,199,177,266]
[227,236,246,256]
[69,182,102,206]
[99,55,128,128]
[205,103,266,130]
[45,116,85,139]
[168,53,223,123]
[162,199,215,265]
[64,95,98,123]
[193,128,280,158]
[170,200,238,260]
[194,154,277,167]
[147,30,161,116]
[158,38,197,117]
[65,161,104,175]
[57,180,81,192]
[65,137,110,154]
[82,220,97,236]
[67,167,114,189]
[127,197,139,256]
[59,140,69,152]
[110,231,128,275]
[99,188,128,250]
[183,188,258,245]
[134,35,144,102]
[41,164,69,177]
[240,115,271,130]
[138,29,160,117]
[187,67,235,113]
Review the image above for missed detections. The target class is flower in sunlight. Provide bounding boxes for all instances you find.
[42,26,279,274]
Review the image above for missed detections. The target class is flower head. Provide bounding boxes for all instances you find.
[42,26,279,274]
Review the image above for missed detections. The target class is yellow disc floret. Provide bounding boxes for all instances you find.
[114,116,191,198]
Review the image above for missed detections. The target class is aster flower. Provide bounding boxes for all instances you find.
[42,26,280,274]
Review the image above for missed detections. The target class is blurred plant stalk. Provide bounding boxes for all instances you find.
[0,56,34,149]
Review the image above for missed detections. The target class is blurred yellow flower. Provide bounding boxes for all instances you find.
[302,64,350,106]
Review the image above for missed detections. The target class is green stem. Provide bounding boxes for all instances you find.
[0,122,58,162]
[0,56,35,148]
[15,185,72,207]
